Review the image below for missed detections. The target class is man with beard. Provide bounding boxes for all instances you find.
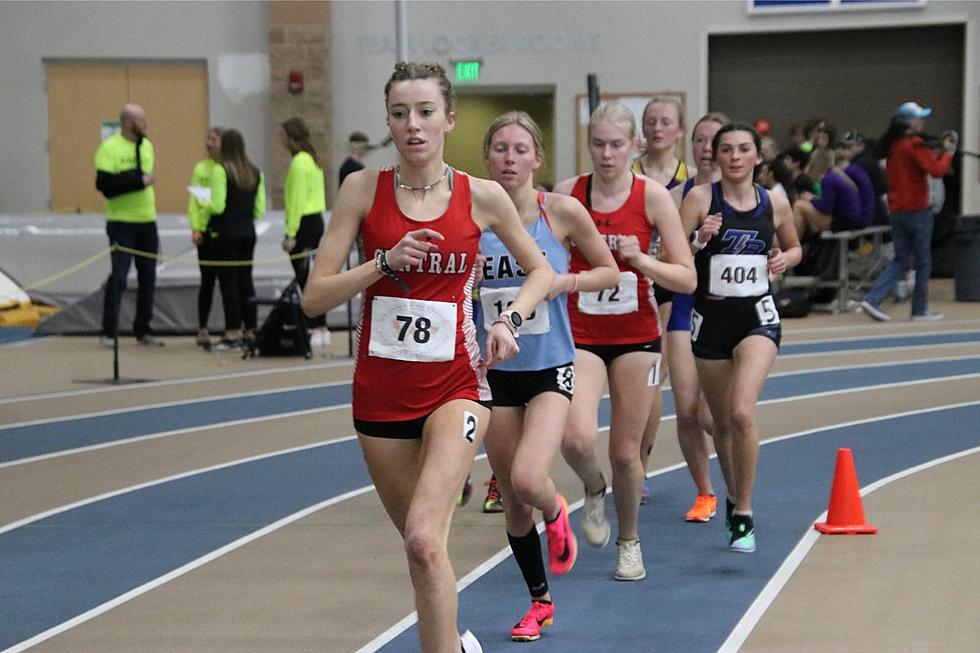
[95,103,164,347]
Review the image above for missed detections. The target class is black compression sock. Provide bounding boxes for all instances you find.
[508,526,549,599]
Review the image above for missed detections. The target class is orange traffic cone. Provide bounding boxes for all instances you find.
[814,448,877,535]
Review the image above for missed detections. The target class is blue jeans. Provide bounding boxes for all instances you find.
[102,221,159,337]
[863,209,934,315]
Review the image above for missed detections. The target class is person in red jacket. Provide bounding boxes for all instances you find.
[860,101,955,322]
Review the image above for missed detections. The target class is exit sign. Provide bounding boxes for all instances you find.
[454,60,481,82]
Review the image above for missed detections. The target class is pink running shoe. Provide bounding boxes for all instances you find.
[510,600,555,642]
[545,494,577,576]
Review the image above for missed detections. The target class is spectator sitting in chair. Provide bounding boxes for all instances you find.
[780,145,820,200]
[792,140,873,240]
[842,131,889,227]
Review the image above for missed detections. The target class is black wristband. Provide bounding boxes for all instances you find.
[376,250,410,292]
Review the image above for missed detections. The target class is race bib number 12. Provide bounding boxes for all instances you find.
[479,286,549,335]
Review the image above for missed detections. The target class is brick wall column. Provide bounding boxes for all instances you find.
[267,1,332,210]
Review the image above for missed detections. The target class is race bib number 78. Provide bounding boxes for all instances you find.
[369,296,456,362]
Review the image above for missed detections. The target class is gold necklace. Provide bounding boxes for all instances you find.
[396,165,448,195]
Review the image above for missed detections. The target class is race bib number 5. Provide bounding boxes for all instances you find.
[754,294,781,326]
[577,271,639,315]
[709,254,768,297]
[369,296,456,362]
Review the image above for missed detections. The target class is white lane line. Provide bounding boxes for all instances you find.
[5,369,978,469]
[768,352,980,378]
[4,352,977,431]
[0,436,355,537]
[1,379,351,430]
[0,358,354,406]
[782,323,980,337]
[4,330,976,405]
[0,406,354,470]
[780,340,980,361]
[0,484,375,653]
[0,336,57,350]
[356,402,980,652]
[3,402,978,652]
[718,445,980,653]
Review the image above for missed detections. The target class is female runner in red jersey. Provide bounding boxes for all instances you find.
[302,62,551,653]
[554,102,695,582]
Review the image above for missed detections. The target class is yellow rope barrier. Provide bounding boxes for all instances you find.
[21,248,114,291]
[21,245,314,291]
[112,244,313,267]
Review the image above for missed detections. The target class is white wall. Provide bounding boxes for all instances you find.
[0,0,269,213]
[331,0,980,213]
[2,0,978,213]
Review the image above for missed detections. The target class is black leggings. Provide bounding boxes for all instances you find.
[291,213,326,328]
[197,236,219,329]
[214,234,257,331]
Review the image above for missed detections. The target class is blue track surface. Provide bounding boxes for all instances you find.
[1,332,979,651]
[0,327,33,345]
[391,405,980,652]
[3,352,979,463]
[780,330,979,355]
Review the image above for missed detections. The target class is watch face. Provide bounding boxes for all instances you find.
[509,311,523,328]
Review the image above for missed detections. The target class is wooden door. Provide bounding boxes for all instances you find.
[47,63,128,213]
[128,64,209,214]
[46,61,209,214]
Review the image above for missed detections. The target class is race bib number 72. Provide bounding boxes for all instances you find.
[577,271,639,315]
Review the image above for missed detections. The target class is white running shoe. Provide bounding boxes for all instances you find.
[310,328,331,349]
[614,538,646,581]
[911,309,944,322]
[581,476,611,547]
[460,629,483,653]
[860,300,891,322]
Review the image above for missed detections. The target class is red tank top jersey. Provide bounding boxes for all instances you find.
[353,168,490,423]
[568,174,661,345]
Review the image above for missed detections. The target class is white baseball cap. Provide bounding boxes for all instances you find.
[894,101,932,122]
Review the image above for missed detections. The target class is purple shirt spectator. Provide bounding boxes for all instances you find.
[811,168,867,230]
[845,163,875,227]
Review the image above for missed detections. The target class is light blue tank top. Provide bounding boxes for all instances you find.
[475,193,575,371]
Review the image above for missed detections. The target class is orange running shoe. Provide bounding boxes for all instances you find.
[685,494,718,522]
[510,600,554,642]
[545,494,577,575]
[482,476,503,513]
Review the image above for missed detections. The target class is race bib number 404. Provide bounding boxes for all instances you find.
[577,271,639,315]
[709,254,768,297]
[369,296,456,362]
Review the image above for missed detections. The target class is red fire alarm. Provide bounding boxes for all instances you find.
[288,69,304,94]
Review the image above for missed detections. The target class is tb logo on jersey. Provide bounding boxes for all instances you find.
[720,229,766,255]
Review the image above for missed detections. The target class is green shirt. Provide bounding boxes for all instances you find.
[204,165,266,221]
[283,151,326,237]
[94,133,156,222]
[188,157,219,232]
